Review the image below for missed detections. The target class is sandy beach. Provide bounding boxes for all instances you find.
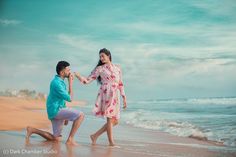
[0,96,235,157]
[0,96,86,131]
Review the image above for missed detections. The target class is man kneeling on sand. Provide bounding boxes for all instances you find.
[26,61,84,146]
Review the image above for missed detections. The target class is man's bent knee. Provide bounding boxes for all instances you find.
[75,112,84,121]
[80,112,85,119]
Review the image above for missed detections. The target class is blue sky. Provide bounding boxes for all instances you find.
[0,0,236,101]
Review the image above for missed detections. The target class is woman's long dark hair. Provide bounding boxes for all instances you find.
[95,48,112,84]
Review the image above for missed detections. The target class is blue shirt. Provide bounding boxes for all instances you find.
[46,75,71,120]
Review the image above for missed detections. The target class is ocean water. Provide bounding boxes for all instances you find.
[121,97,236,147]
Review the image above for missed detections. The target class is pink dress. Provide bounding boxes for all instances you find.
[85,63,125,120]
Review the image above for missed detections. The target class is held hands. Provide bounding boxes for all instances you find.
[81,78,89,84]
[74,72,88,84]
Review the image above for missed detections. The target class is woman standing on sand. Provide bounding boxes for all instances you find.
[75,48,127,146]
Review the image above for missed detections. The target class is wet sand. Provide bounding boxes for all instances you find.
[1,122,236,157]
[0,96,235,157]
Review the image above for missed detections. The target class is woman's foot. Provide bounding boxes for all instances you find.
[109,143,120,148]
[90,134,97,145]
[66,138,79,146]
[109,143,115,146]
[25,126,33,140]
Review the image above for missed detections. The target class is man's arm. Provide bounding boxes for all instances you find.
[54,78,72,102]
[68,73,74,101]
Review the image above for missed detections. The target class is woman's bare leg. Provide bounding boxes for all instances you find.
[106,118,115,146]
[90,123,107,145]
[90,118,118,145]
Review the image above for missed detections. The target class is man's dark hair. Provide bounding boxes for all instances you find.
[56,61,70,75]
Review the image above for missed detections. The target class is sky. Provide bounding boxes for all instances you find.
[0,0,236,101]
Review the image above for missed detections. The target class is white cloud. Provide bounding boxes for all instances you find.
[55,33,236,89]
[0,19,21,26]
[189,0,236,17]
[57,34,101,52]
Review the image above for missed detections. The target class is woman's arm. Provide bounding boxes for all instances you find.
[74,72,89,84]
[117,65,127,109]
[118,66,125,97]
[74,66,101,84]
[122,95,127,109]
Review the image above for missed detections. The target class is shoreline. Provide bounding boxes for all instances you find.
[0,96,235,157]
[0,96,228,146]
[1,123,235,157]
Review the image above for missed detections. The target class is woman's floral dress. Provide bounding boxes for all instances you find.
[84,63,125,120]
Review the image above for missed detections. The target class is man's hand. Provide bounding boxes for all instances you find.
[64,120,68,126]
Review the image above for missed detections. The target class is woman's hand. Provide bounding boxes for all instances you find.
[122,96,127,109]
